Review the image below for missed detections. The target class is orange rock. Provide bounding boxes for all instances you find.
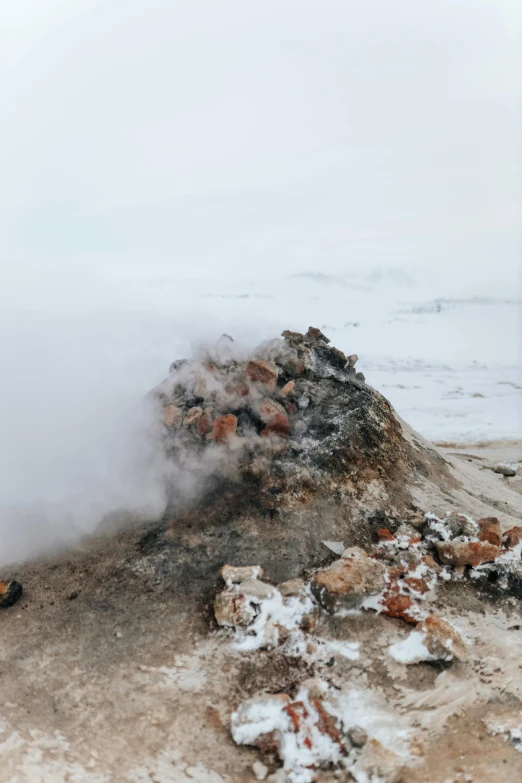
[503,526,522,549]
[261,414,291,438]
[246,360,278,389]
[162,404,182,427]
[280,381,295,397]
[477,517,502,547]
[183,406,203,425]
[311,550,385,612]
[381,591,418,624]
[212,414,237,443]
[435,540,499,567]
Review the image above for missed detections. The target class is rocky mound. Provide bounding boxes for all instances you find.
[145,327,455,590]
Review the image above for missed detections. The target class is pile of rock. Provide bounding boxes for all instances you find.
[150,326,425,511]
[154,326,361,456]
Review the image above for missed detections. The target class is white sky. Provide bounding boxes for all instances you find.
[1,0,521,285]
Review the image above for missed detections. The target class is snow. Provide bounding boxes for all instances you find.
[388,631,436,664]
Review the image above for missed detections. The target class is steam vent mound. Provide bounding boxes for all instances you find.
[2,327,522,782]
[148,326,453,585]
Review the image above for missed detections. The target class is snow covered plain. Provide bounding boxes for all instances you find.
[116,267,522,444]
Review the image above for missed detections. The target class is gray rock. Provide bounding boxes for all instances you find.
[347,725,368,747]
[495,462,517,477]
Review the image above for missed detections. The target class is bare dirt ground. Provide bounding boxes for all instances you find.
[0,439,521,782]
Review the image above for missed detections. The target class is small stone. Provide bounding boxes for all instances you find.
[347,725,368,748]
[162,404,182,427]
[417,615,467,662]
[183,406,203,425]
[280,380,295,397]
[289,440,302,452]
[281,330,304,345]
[312,548,385,612]
[435,540,499,567]
[114,630,123,639]
[305,326,330,343]
[278,579,306,597]
[494,462,517,477]
[196,411,213,436]
[376,528,395,542]
[246,360,278,389]
[346,354,358,369]
[212,414,237,443]
[214,588,257,627]
[503,527,522,548]
[261,414,291,438]
[355,372,366,382]
[220,565,264,584]
[257,397,287,424]
[0,580,23,609]
[380,591,419,624]
[283,357,306,377]
[476,517,502,548]
[252,760,269,781]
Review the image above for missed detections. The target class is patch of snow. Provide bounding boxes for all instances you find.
[388,632,436,664]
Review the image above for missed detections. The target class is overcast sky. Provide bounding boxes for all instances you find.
[1,0,521,287]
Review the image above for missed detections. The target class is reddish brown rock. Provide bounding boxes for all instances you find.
[183,406,203,425]
[257,397,287,424]
[162,404,182,427]
[418,614,467,662]
[476,517,502,548]
[403,576,431,595]
[503,526,522,549]
[261,414,291,438]
[380,591,418,624]
[377,528,395,542]
[311,549,385,612]
[212,414,237,443]
[196,411,213,437]
[435,540,499,567]
[246,360,278,389]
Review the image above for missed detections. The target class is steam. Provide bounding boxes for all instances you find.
[0,279,273,568]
